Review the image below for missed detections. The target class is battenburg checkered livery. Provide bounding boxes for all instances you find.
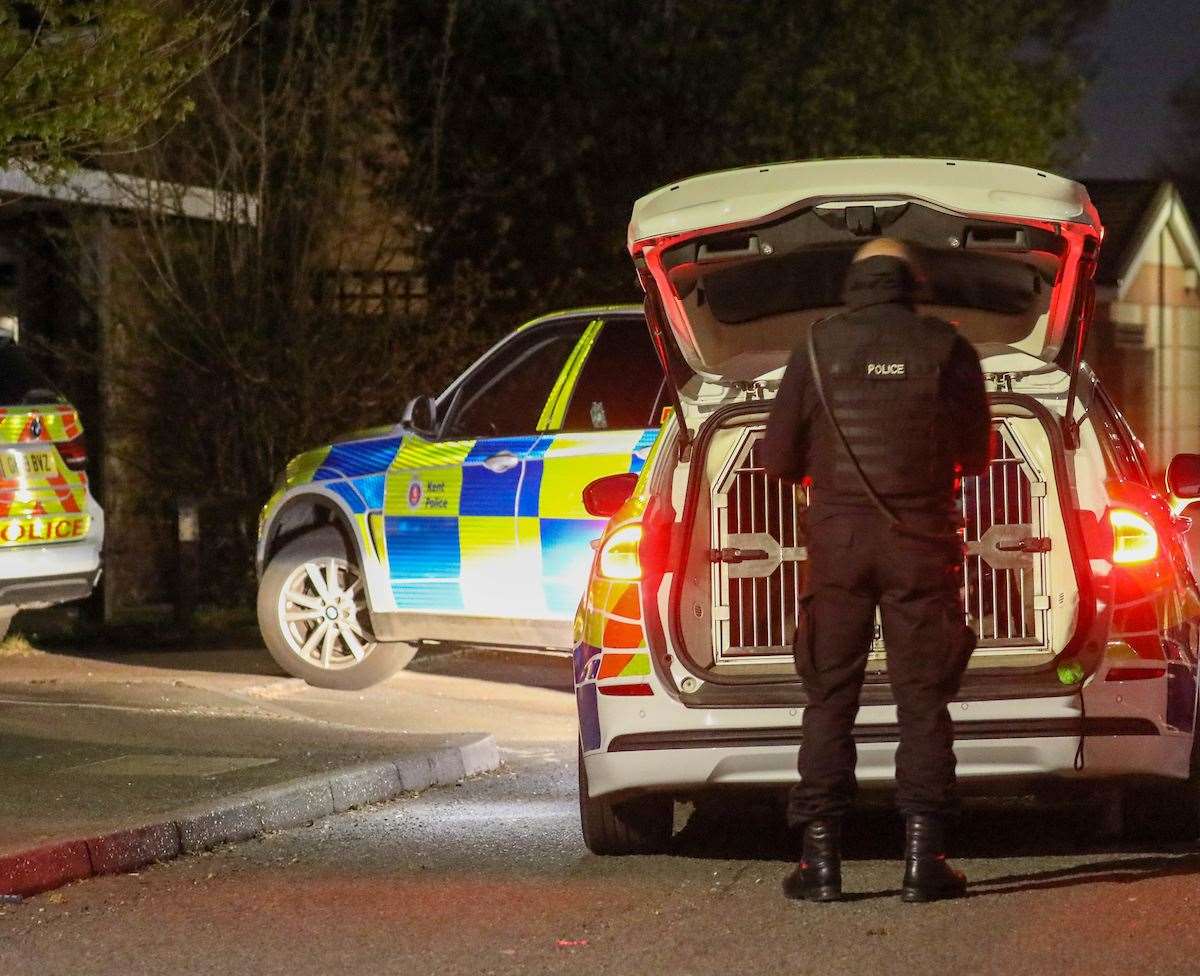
[255,307,667,689]
[0,341,104,636]
[572,157,1200,856]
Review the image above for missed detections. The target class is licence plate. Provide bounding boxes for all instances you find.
[0,449,57,480]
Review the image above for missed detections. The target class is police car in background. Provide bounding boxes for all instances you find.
[572,158,1200,853]
[0,338,104,639]
[256,307,667,689]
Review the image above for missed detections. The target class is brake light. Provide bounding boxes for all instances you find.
[598,683,654,696]
[55,434,88,473]
[1110,508,1158,564]
[598,524,642,580]
[1105,666,1167,682]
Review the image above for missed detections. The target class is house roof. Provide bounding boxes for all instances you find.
[629,157,1098,247]
[1082,179,1168,285]
[0,164,257,225]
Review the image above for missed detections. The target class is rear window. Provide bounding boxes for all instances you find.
[0,342,64,405]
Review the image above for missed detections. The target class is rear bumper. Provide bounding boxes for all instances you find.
[0,502,103,609]
[584,715,1191,799]
[0,568,100,608]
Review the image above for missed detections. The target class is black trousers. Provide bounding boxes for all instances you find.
[787,505,975,824]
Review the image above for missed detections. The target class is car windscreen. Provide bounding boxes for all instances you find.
[0,342,66,405]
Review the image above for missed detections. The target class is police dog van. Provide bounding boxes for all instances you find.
[573,158,1200,853]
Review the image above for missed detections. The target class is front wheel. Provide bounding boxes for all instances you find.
[257,527,415,690]
[578,742,673,855]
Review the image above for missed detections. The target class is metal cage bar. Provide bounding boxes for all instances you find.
[711,422,1047,664]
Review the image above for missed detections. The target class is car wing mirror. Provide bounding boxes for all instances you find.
[1167,453,1200,513]
[582,472,639,519]
[402,394,438,438]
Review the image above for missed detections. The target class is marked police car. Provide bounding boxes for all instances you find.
[572,158,1200,853]
[255,308,666,689]
[0,339,103,639]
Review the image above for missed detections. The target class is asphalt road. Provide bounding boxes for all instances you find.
[2,648,1200,976]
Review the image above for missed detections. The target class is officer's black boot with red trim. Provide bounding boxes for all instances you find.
[901,814,967,903]
[782,818,842,902]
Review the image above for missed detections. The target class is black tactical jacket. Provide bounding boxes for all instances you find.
[764,256,990,510]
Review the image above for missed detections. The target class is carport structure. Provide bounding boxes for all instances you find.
[0,165,256,615]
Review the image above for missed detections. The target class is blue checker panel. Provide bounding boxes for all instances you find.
[464,435,538,462]
[461,436,538,516]
[518,460,543,517]
[525,436,555,460]
[356,474,385,511]
[540,518,606,578]
[327,480,367,513]
[628,427,659,474]
[1167,662,1196,732]
[546,582,587,618]
[385,516,460,579]
[542,517,606,616]
[315,437,402,481]
[573,641,601,684]
[461,464,521,516]
[577,681,601,752]
[390,580,464,612]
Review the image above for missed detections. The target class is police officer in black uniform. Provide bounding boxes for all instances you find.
[764,238,990,903]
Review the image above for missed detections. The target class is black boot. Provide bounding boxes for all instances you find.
[782,818,842,902]
[901,814,967,903]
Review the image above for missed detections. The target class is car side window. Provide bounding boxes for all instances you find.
[559,317,665,432]
[439,323,586,439]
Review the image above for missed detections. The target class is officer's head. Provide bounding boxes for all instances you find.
[844,239,921,307]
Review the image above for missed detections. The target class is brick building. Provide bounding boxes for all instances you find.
[1085,180,1200,469]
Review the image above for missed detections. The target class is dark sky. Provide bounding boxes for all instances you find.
[1076,0,1200,178]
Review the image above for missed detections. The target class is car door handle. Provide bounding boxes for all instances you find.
[482,451,520,474]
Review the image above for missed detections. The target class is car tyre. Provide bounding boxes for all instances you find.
[578,741,672,855]
[257,526,416,690]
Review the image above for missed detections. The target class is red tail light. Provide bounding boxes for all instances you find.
[1103,636,1168,681]
[598,683,654,697]
[56,434,88,473]
[1105,666,1167,682]
[1110,508,1158,565]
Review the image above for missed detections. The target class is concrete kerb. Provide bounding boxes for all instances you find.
[0,733,500,899]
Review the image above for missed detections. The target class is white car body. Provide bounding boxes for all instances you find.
[575,159,1200,834]
[0,342,103,631]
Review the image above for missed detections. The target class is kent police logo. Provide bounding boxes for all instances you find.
[866,362,906,378]
[407,477,422,509]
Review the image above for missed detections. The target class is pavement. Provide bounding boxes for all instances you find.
[0,640,540,896]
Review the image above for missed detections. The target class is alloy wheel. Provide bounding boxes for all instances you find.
[276,557,375,670]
